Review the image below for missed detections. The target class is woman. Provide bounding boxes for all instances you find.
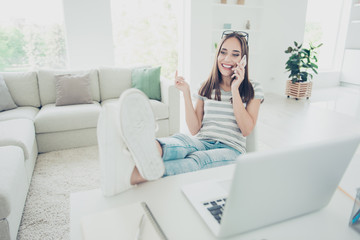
[98,31,264,194]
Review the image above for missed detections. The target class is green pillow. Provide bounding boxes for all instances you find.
[131,66,161,101]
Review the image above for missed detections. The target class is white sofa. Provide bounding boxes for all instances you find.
[0,67,180,240]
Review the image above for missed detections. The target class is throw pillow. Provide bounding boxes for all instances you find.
[0,75,17,112]
[131,66,161,101]
[55,73,92,106]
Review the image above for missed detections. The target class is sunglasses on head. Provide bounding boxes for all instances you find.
[221,30,249,44]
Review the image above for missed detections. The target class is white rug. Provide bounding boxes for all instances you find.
[17,146,100,240]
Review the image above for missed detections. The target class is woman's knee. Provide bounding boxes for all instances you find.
[187,149,240,169]
[156,134,203,161]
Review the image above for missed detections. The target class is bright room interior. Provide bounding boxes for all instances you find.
[0,0,360,239]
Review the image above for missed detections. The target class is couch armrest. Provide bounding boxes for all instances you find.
[160,77,180,135]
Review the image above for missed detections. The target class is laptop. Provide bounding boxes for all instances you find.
[181,135,360,238]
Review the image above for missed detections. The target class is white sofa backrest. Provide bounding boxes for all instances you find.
[98,67,132,102]
[37,69,100,105]
[0,72,41,108]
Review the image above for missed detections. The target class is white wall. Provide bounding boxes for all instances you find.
[182,0,212,92]
[59,0,348,91]
[61,0,309,94]
[258,0,308,94]
[62,0,114,69]
[340,0,360,85]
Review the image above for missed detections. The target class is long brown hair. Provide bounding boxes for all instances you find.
[198,32,254,103]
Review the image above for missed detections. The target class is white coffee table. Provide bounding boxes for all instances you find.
[70,164,359,240]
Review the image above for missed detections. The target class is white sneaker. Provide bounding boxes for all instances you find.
[97,103,136,197]
[118,89,165,180]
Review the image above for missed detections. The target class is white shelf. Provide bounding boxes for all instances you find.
[213,3,263,9]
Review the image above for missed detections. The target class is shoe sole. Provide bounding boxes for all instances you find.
[118,89,165,180]
[97,103,135,196]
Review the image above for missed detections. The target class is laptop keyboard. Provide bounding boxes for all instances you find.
[203,198,227,224]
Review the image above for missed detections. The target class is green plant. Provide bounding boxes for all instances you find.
[285,41,322,83]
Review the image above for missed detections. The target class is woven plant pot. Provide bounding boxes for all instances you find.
[285,80,313,100]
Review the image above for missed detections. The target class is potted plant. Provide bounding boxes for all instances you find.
[284,41,322,100]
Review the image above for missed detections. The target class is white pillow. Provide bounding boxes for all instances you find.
[0,71,41,107]
[55,74,92,106]
[0,75,17,112]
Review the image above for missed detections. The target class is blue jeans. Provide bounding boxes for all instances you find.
[157,133,241,177]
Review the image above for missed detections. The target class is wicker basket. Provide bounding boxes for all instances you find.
[285,80,313,100]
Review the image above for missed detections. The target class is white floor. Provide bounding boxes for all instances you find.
[308,86,360,199]
[309,86,360,121]
[258,85,360,150]
[258,86,360,198]
[180,85,360,198]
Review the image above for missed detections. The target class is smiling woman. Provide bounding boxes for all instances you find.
[0,0,67,71]
[121,31,264,186]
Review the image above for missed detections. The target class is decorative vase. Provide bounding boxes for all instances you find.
[245,20,250,30]
[237,0,245,5]
[285,80,313,100]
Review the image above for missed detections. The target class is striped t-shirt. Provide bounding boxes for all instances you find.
[195,80,264,153]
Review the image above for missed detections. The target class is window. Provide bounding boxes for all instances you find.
[0,0,67,71]
[110,0,178,80]
[304,0,346,71]
[303,0,346,71]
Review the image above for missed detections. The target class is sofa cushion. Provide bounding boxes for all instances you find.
[101,99,168,120]
[0,107,39,122]
[98,67,132,101]
[0,119,35,160]
[35,102,101,133]
[0,75,17,112]
[0,146,28,240]
[38,69,100,105]
[55,73,92,106]
[0,146,25,219]
[0,71,40,108]
[131,66,161,101]
[37,128,97,153]
[0,219,10,240]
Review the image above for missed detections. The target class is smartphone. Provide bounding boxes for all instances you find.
[231,55,247,81]
[239,54,247,68]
